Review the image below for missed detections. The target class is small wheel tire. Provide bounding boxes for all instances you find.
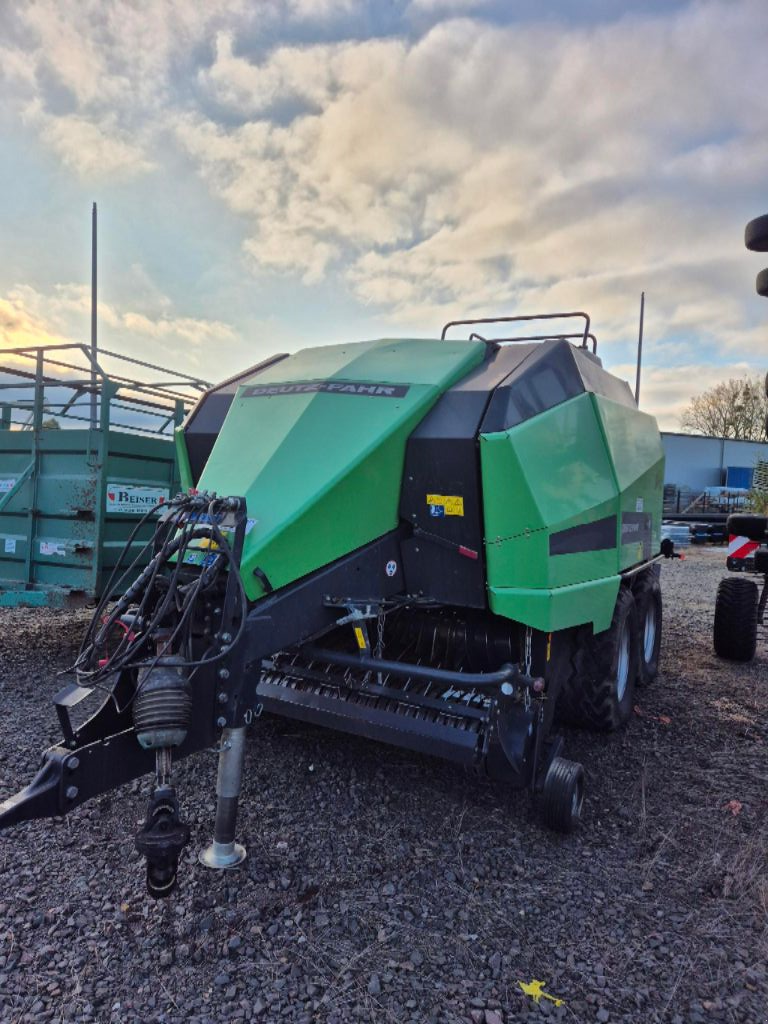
[634,571,662,686]
[556,586,640,731]
[540,757,584,834]
[713,577,758,661]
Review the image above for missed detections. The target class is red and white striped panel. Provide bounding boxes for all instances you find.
[728,535,760,560]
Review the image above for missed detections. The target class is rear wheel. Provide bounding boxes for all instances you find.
[540,757,584,833]
[713,577,758,661]
[556,586,640,731]
[634,571,662,686]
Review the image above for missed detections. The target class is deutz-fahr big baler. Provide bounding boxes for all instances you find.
[0,313,672,896]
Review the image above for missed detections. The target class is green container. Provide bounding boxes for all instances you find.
[0,344,207,607]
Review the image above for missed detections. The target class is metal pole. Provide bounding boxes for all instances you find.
[199,727,248,869]
[634,291,644,405]
[90,202,98,430]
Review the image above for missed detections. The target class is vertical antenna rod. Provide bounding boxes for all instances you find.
[90,202,98,429]
[634,290,645,405]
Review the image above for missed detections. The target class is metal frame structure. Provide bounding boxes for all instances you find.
[0,342,208,436]
[0,344,210,606]
[441,311,596,351]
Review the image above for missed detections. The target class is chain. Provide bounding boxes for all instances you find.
[375,609,386,687]
[524,626,532,676]
[375,609,385,659]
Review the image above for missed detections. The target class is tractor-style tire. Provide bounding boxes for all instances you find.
[540,757,584,834]
[713,577,758,662]
[634,571,662,686]
[556,586,640,731]
[745,213,768,252]
[726,514,767,542]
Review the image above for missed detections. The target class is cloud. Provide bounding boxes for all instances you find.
[0,294,68,351]
[173,1,768,335]
[1,0,767,431]
[24,103,155,179]
[0,284,235,372]
[1,1,250,180]
[611,361,761,430]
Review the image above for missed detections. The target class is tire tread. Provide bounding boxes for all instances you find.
[713,577,758,662]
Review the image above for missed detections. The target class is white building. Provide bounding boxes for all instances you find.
[661,432,768,491]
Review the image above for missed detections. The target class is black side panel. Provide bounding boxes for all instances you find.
[400,346,536,608]
[183,353,288,483]
[572,346,636,409]
[481,340,634,433]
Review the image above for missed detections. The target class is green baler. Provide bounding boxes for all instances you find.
[1,313,673,896]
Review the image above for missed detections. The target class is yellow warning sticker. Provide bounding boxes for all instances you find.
[354,626,367,650]
[426,494,464,517]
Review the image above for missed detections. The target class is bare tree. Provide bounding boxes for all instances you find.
[679,375,768,441]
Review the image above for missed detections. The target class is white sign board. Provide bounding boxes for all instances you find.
[40,541,66,556]
[106,485,170,515]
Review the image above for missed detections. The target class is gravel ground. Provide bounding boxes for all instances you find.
[0,545,766,1024]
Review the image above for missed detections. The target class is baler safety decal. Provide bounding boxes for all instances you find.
[549,514,617,556]
[426,494,464,517]
[242,380,410,398]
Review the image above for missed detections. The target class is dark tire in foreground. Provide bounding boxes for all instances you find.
[713,577,758,662]
[556,585,640,731]
[726,514,767,542]
[540,757,584,833]
[634,570,662,686]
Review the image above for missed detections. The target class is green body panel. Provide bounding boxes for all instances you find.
[481,392,663,632]
[196,339,485,600]
[592,394,664,570]
[489,575,621,633]
[175,426,194,493]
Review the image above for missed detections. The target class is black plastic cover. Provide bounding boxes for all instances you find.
[399,345,538,607]
[481,339,635,433]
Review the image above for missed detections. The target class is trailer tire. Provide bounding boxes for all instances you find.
[540,757,584,833]
[726,514,767,542]
[556,586,640,731]
[634,571,662,686]
[713,577,758,662]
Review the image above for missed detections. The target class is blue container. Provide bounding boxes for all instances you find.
[725,466,754,489]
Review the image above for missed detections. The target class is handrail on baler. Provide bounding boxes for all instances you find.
[441,311,595,352]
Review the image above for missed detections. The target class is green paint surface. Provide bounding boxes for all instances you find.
[480,391,664,630]
[197,339,485,600]
[593,394,664,569]
[489,575,621,633]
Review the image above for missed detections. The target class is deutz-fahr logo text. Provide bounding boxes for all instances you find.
[243,380,410,399]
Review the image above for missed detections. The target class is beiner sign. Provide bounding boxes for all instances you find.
[106,485,170,515]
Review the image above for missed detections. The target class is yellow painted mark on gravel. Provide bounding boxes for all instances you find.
[518,979,564,1007]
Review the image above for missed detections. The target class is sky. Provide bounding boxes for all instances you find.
[0,0,766,429]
